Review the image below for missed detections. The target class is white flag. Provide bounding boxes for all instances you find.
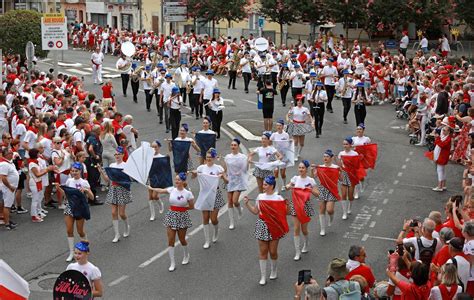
[225,154,248,192]
[272,139,295,167]
[195,173,220,211]
[0,260,30,300]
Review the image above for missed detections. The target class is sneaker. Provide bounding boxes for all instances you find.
[6,223,16,230]
[39,212,47,218]
[0,219,4,225]
[415,142,426,146]
[10,205,17,213]
[58,204,66,210]
[432,187,443,192]
[32,216,44,223]
[40,208,48,214]
[16,207,28,214]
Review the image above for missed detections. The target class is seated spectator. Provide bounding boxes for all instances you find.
[323,258,361,300]
[345,245,376,292]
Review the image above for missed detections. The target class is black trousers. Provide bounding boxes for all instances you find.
[280,84,289,105]
[210,110,223,138]
[271,72,278,91]
[85,157,100,198]
[170,108,181,139]
[228,70,237,89]
[342,97,352,121]
[153,90,160,113]
[144,89,152,110]
[203,99,210,117]
[291,87,303,101]
[308,100,315,117]
[121,74,129,96]
[354,103,367,126]
[243,72,251,92]
[131,80,140,102]
[192,94,202,118]
[325,85,335,111]
[312,102,325,134]
[179,87,187,104]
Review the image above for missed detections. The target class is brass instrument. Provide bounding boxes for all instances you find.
[277,70,290,91]
[117,58,132,73]
[131,65,144,83]
[342,78,348,96]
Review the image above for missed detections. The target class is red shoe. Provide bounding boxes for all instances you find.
[32,216,44,223]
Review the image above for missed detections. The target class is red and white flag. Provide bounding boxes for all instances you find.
[258,200,289,239]
[341,155,362,186]
[316,166,341,200]
[291,188,312,224]
[354,143,378,170]
[0,260,30,300]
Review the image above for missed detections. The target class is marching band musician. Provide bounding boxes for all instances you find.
[337,69,354,124]
[168,86,183,140]
[160,73,175,134]
[190,67,205,119]
[116,53,131,97]
[227,49,240,90]
[305,72,318,116]
[174,60,191,106]
[141,64,154,112]
[311,82,328,138]
[290,64,304,102]
[153,67,167,118]
[240,52,252,94]
[278,63,291,107]
[91,47,104,85]
[130,62,141,103]
[269,52,280,93]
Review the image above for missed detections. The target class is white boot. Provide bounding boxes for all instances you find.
[149,200,156,221]
[212,224,219,242]
[112,220,120,243]
[203,224,210,249]
[327,214,334,227]
[158,198,164,214]
[341,200,348,220]
[270,259,278,279]
[259,259,267,285]
[354,186,359,199]
[299,146,304,158]
[236,204,243,219]
[348,201,352,214]
[293,236,301,261]
[66,237,75,262]
[301,234,309,253]
[181,245,190,265]
[123,219,130,237]
[319,214,326,236]
[168,247,176,271]
[294,146,299,161]
[228,208,235,230]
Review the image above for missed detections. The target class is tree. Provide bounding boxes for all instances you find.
[259,0,304,44]
[0,10,48,58]
[407,0,452,37]
[453,0,474,30]
[324,0,367,39]
[299,0,329,42]
[221,0,249,28]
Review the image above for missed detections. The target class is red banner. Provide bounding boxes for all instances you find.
[291,188,312,224]
[354,143,378,169]
[316,166,341,200]
[259,200,289,239]
[341,155,361,186]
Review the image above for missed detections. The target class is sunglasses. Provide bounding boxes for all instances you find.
[114,153,123,156]
[4,137,11,140]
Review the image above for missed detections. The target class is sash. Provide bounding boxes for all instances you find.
[171,140,191,173]
[258,200,289,239]
[195,173,219,211]
[291,188,312,224]
[315,166,341,200]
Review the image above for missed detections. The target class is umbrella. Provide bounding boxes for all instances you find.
[0,259,30,300]
[123,141,154,186]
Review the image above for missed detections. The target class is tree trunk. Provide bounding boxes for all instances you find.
[228,19,231,28]
[345,22,349,40]
[280,23,284,45]
[212,19,215,38]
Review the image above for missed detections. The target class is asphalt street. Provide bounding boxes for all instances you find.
[0,49,464,299]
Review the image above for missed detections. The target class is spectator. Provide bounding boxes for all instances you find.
[323,258,361,299]
[294,279,321,300]
[429,263,463,299]
[345,245,376,292]
[397,218,442,263]
[386,261,431,299]
[445,237,470,290]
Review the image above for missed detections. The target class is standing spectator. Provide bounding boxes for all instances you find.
[386,262,431,299]
[323,258,361,299]
[0,147,20,230]
[399,31,409,57]
[420,34,429,54]
[435,84,450,116]
[91,47,104,85]
[433,125,453,192]
[429,263,463,299]
[441,34,451,58]
[86,125,103,203]
[345,245,376,292]
[397,218,442,262]
[445,237,470,290]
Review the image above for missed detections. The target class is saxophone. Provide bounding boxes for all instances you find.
[278,70,289,91]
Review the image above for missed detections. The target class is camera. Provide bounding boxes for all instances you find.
[298,270,311,285]
[409,219,419,228]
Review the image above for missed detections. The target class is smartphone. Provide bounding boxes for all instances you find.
[388,250,399,273]
[298,270,311,285]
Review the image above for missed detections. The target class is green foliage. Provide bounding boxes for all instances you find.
[259,0,303,27]
[454,0,474,29]
[187,0,247,26]
[0,10,48,58]
[299,0,328,26]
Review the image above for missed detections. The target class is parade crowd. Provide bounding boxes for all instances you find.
[1,21,474,299]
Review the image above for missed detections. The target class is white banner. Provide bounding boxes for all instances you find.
[272,139,295,167]
[224,154,248,192]
[195,174,219,211]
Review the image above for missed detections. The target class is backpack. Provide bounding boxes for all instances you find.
[417,237,437,264]
[329,280,361,300]
[450,257,465,292]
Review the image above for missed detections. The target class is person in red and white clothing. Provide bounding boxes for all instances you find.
[433,125,453,192]
[345,245,376,293]
[0,147,20,230]
[91,47,104,85]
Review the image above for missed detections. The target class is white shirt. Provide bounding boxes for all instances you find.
[116,58,130,74]
[209,97,224,112]
[256,192,285,209]
[91,52,104,65]
[270,131,290,142]
[313,89,328,103]
[202,77,218,100]
[0,160,19,189]
[141,70,152,90]
[441,37,450,52]
[191,74,204,94]
[160,81,175,103]
[290,71,304,88]
[166,187,194,207]
[291,106,310,122]
[255,146,277,163]
[66,262,101,285]
[197,164,224,176]
[352,136,371,146]
[240,57,251,73]
[446,255,470,289]
[402,236,442,260]
[400,35,409,49]
[322,65,338,85]
[65,177,90,190]
[420,37,428,48]
[337,77,353,98]
[290,176,316,189]
[428,285,462,300]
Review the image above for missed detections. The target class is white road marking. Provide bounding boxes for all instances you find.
[368,236,397,242]
[241,99,256,105]
[58,62,82,67]
[65,68,91,75]
[361,234,369,241]
[108,275,129,287]
[409,151,413,155]
[369,221,376,228]
[376,209,383,216]
[390,126,404,129]
[405,158,410,162]
[388,189,394,194]
[397,172,403,177]
[227,121,261,141]
[383,198,389,204]
[103,67,117,72]
[401,165,406,169]
[103,74,121,79]
[393,180,399,185]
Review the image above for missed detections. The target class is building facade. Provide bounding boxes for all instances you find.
[85,0,140,31]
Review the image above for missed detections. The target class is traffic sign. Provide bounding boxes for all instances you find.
[41,13,68,51]
[164,15,187,22]
[258,17,265,28]
[164,6,186,15]
[164,1,187,22]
